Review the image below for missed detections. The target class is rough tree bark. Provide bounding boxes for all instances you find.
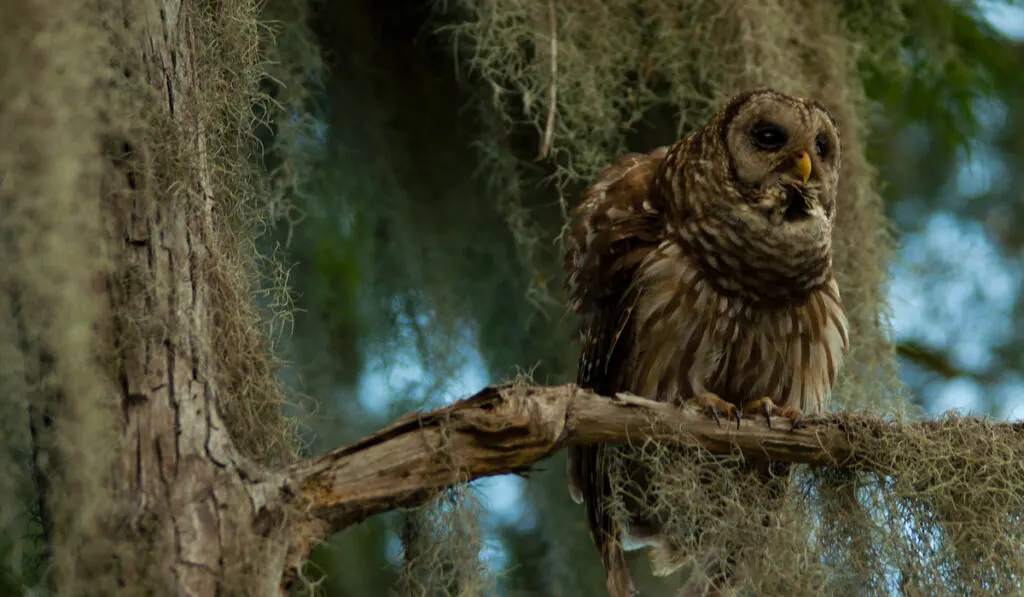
[105,2,295,595]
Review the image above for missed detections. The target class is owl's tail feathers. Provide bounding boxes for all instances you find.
[568,444,634,596]
[602,538,635,597]
[567,447,584,504]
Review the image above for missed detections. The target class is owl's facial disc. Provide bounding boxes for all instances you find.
[719,91,840,233]
[730,121,830,225]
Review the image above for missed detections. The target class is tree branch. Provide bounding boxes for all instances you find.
[282,383,875,576]
[897,340,996,383]
[281,382,1024,587]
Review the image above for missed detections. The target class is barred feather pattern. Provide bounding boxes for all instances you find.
[565,89,850,597]
[631,240,848,414]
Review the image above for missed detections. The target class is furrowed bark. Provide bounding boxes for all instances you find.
[107,2,294,595]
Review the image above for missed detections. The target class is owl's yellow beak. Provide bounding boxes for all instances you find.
[792,151,812,184]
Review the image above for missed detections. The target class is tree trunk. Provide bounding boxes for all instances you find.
[101,1,295,594]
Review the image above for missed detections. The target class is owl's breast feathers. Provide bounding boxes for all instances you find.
[632,242,849,414]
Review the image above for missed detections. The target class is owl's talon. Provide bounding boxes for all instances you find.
[743,397,803,432]
[696,392,738,429]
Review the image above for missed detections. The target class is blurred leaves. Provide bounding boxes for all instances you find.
[850,2,1024,397]
[878,2,1017,142]
[897,340,997,383]
[865,2,1024,211]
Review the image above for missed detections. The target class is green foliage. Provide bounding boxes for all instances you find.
[862,0,1024,211]
[870,1,1021,147]
[858,2,1024,397]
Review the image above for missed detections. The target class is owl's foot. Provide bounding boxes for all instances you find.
[696,392,741,429]
[744,397,803,431]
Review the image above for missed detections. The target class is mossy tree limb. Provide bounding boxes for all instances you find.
[288,385,853,531]
[282,382,998,585]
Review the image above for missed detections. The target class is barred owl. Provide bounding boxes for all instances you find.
[564,89,850,597]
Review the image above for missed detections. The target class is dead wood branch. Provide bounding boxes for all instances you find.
[280,382,1024,586]
[286,384,870,548]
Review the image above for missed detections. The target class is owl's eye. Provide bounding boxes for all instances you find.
[815,133,831,159]
[750,121,788,151]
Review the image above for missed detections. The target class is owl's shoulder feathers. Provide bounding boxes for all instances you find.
[565,146,673,317]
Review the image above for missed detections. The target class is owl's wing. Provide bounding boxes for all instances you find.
[565,148,668,597]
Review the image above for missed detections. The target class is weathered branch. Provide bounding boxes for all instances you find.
[282,383,874,578]
[277,382,1024,588]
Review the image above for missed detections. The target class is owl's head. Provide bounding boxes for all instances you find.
[664,89,842,297]
[720,89,841,227]
[680,89,841,246]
